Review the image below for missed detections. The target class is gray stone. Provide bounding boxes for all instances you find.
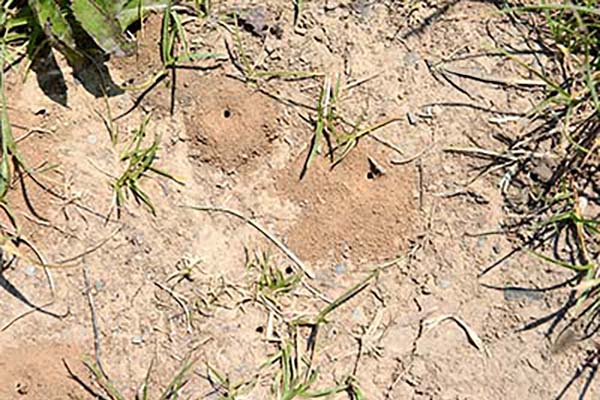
[503,288,543,302]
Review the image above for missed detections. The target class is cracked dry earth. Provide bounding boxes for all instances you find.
[0,1,598,399]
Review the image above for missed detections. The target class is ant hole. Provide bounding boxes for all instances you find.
[285,266,294,274]
[366,172,375,180]
[223,109,232,119]
[256,326,264,334]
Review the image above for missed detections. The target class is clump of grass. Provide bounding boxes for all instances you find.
[474,2,599,330]
[112,113,183,217]
[204,266,374,400]
[81,356,196,400]
[116,0,225,120]
[206,363,259,399]
[247,250,301,299]
[299,73,404,178]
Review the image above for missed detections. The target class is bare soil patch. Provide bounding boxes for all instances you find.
[0,342,86,399]
[277,142,417,264]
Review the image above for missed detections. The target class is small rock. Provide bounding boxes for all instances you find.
[239,6,268,38]
[351,0,372,18]
[131,335,144,345]
[334,263,346,274]
[325,0,339,11]
[24,265,36,277]
[294,25,308,36]
[352,308,362,322]
[436,278,451,289]
[529,158,556,183]
[31,106,47,116]
[15,382,29,395]
[95,279,105,291]
[492,243,501,254]
[132,234,144,246]
[403,52,420,66]
[503,288,543,302]
[87,134,97,145]
[406,112,417,125]
[476,236,487,248]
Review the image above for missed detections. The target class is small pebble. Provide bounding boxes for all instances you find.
[406,112,417,125]
[503,288,543,302]
[95,279,105,291]
[294,25,308,36]
[87,134,97,145]
[132,234,144,246]
[31,107,47,116]
[325,0,339,11]
[24,265,36,277]
[131,335,144,345]
[15,382,29,395]
[476,236,487,248]
[352,308,362,322]
[334,263,346,274]
[437,278,451,289]
[403,52,420,66]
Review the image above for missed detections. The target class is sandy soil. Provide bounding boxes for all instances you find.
[0,1,598,399]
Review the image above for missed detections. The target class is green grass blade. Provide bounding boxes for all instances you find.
[160,0,173,65]
[316,270,377,324]
[159,357,195,400]
[528,250,595,272]
[83,359,127,400]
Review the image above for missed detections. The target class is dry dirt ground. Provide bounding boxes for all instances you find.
[0,1,598,399]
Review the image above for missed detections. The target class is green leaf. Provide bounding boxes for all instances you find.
[71,0,135,56]
[27,0,76,49]
[116,0,170,30]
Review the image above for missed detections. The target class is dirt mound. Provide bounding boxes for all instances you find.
[0,342,87,399]
[183,77,279,174]
[277,142,417,264]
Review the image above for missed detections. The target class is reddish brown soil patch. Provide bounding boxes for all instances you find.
[183,76,279,173]
[277,143,417,264]
[3,84,62,237]
[0,342,87,399]
[110,15,164,87]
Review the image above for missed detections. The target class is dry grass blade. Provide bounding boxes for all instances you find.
[183,205,315,279]
[423,314,485,352]
[154,281,193,333]
[300,76,331,179]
